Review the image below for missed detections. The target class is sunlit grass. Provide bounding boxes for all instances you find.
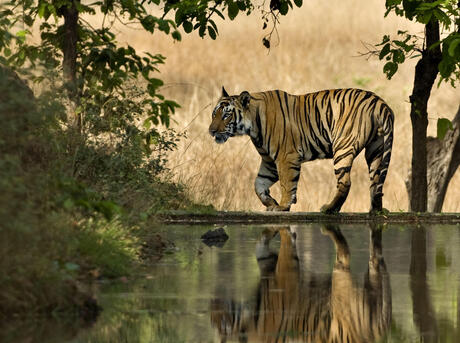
[67,1,460,213]
[116,0,459,212]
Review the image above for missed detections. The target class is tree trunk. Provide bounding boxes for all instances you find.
[407,106,460,212]
[426,106,460,212]
[60,0,80,130]
[408,19,442,212]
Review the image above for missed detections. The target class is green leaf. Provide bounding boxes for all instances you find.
[379,43,391,60]
[214,9,226,20]
[228,2,239,20]
[432,8,451,27]
[158,20,170,34]
[402,0,419,19]
[16,30,28,43]
[175,8,184,25]
[183,21,193,33]
[38,2,47,18]
[207,26,216,40]
[437,118,454,140]
[262,37,270,49]
[140,15,156,33]
[392,49,405,63]
[209,19,218,33]
[279,2,289,15]
[417,11,432,24]
[237,1,246,10]
[198,23,206,37]
[172,30,181,41]
[394,40,413,52]
[438,58,454,78]
[448,39,460,57]
[294,0,303,7]
[143,118,151,130]
[383,61,398,79]
[23,14,34,27]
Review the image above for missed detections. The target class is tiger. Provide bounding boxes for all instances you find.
[208,87,394,213]
[210,225,391,343]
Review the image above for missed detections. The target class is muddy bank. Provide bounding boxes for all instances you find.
[158,211,460,225]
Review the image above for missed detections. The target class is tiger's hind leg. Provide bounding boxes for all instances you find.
[321,150,354,214]
[255,157,280,210]
[365,136,388,213]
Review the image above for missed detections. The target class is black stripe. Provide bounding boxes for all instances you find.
[314,136,328,155]
[276,90,287,135]
[273,145,280,161]
[334,150,354,164]
[257,173,279,183]
[266,131,272,156]
[300,95,309,143]
[254,108,263,148]
[334,166,351,175]
[292,174,300,183]
[361,91,373,102]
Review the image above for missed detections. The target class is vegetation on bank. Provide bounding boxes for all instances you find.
[0,0,280,319]
[0,66,210,320]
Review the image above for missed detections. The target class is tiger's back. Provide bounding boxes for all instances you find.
[251,89,392,161]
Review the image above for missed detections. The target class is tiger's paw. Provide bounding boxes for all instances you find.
[369,207,389,216]
[266,204,291,212]
[320,204,340,214]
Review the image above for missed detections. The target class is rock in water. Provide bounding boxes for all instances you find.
[201,228,229,247]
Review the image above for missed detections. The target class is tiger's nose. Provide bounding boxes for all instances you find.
[209,128,217,137]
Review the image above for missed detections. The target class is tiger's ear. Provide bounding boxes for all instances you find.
[239,91,251,109]
[222,86,229,98]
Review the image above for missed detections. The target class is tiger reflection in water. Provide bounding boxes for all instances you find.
[211,225,391,343]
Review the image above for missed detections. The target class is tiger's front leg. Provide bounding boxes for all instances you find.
[255,157,280,210]
[272,157,301,212]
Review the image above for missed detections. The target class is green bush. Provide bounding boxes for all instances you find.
[0,66,202,318]
[75,218,139,278]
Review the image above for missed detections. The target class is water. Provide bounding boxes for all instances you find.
[5,223,460,342]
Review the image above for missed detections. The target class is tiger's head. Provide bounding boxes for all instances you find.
[209,87,251,144]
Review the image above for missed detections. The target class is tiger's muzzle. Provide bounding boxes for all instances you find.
[209,128,230,144]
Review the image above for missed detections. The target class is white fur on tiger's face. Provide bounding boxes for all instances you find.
[209,87,251,144]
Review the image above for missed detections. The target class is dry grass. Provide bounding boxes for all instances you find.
[120,0,459,212]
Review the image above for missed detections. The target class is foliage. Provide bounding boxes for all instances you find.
[0,0,180,131]
[0,65,195,319]
[377,0,459,84]
[437,117,454,139]
[0,0,307,136]
[375,0,460,211]
[162,0,303,47]
[76,218,139,278]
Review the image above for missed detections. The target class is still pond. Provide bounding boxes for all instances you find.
[5,223,460,342]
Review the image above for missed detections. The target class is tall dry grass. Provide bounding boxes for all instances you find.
[121,0,459,212]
